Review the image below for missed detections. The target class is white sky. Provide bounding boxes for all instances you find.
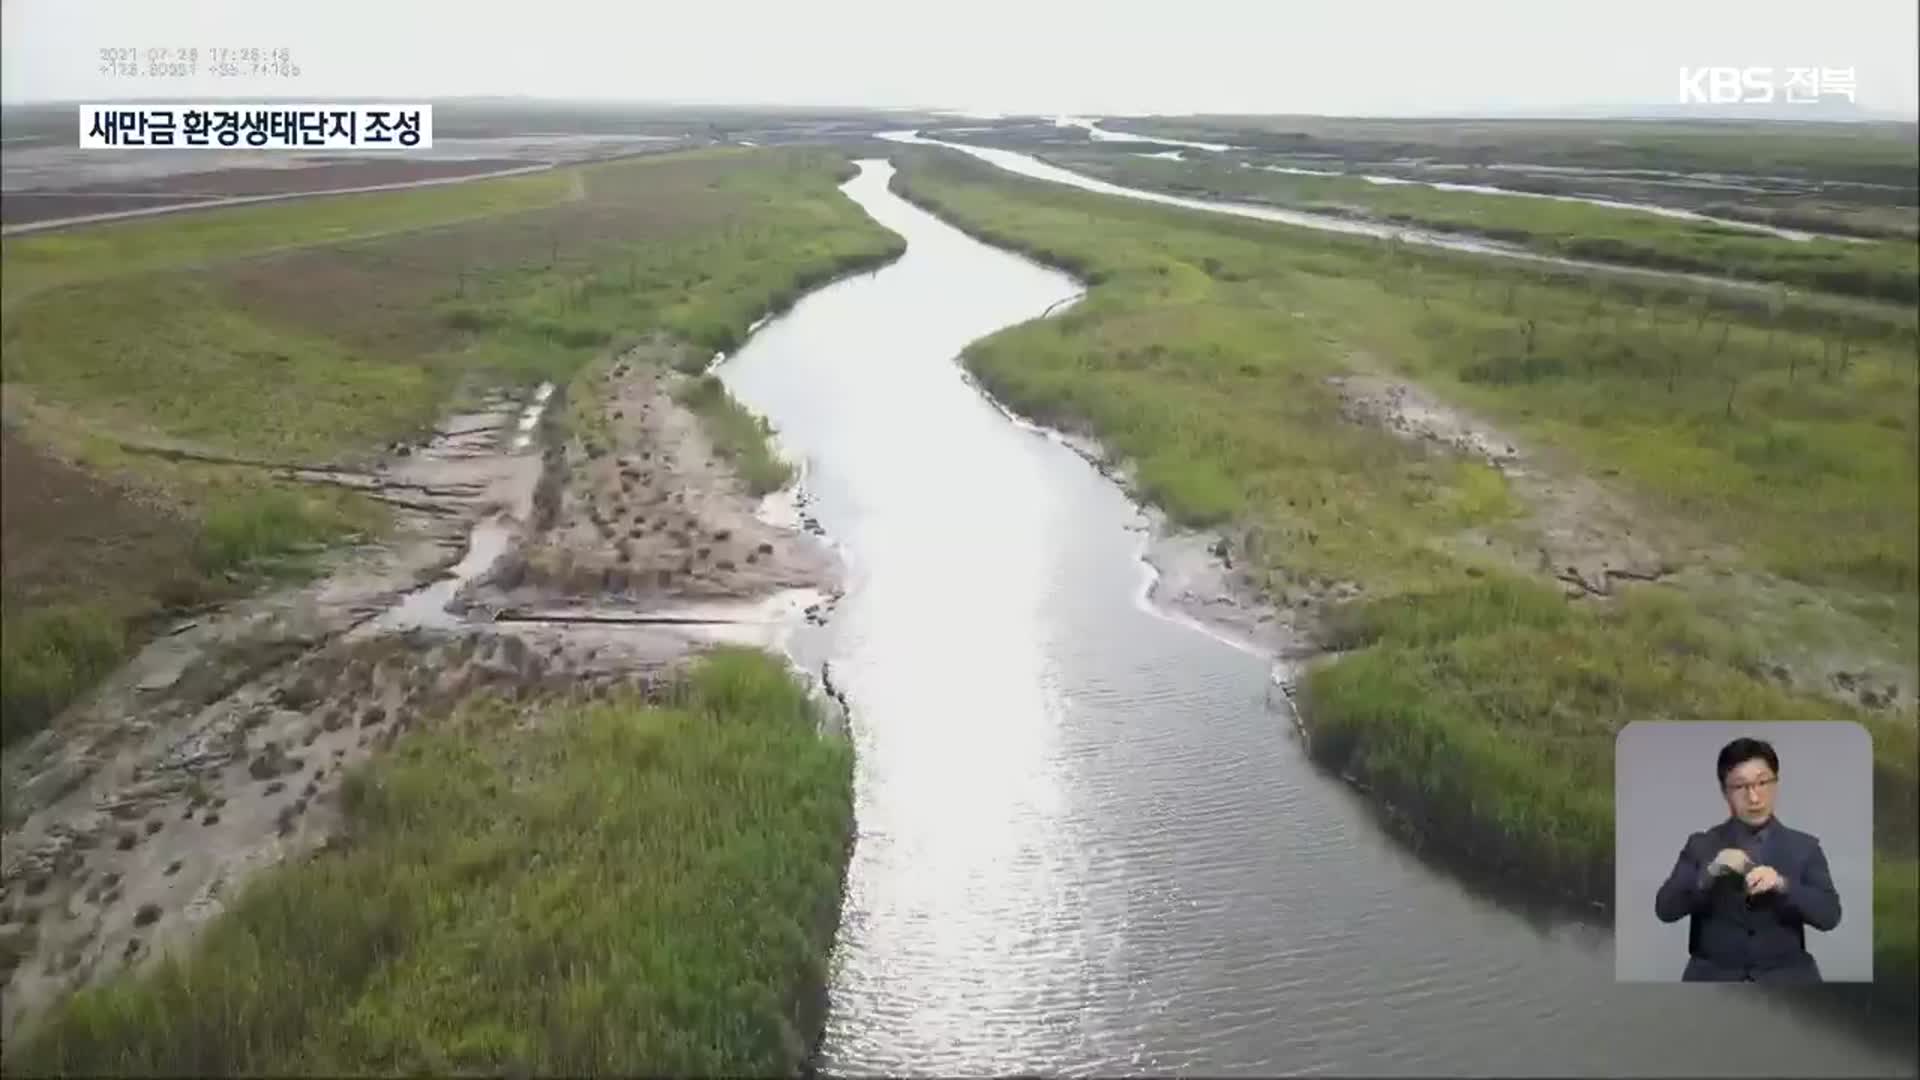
[4,0,1917,117]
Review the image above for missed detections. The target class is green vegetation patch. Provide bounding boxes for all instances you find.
[1303,577,1917,897]
[676,374,795,496]
[3,275,445,460]
[10,649,855,1076]
[0,604,126,747]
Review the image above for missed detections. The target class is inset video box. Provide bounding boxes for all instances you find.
[79,104,433,150]
[1615,720,1874,984]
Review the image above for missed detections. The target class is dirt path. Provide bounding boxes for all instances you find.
[0,347,835,1038]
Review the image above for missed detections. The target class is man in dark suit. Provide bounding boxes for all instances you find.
[1654,736,1842,982]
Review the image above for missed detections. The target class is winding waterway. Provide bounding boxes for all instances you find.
[717,160,1912,1076]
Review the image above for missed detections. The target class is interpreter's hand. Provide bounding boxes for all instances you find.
[1708,848,1752,877]
[1745,865,1786,896]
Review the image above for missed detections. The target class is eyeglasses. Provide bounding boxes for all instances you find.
[1725,776,1778,795]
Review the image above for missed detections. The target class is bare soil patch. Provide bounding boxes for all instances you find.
[471,356,832,614]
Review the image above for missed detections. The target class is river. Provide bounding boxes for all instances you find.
[716,160,1912,1076]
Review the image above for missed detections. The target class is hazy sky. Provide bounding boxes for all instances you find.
[4,0,1917,117]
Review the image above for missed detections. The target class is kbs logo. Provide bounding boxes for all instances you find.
[1678,67,1856,105]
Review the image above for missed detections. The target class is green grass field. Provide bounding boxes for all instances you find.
[1040,149,1920,303]
[6,648,855,1075]
[888,147,1918,1006]
[0,148,900,743]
